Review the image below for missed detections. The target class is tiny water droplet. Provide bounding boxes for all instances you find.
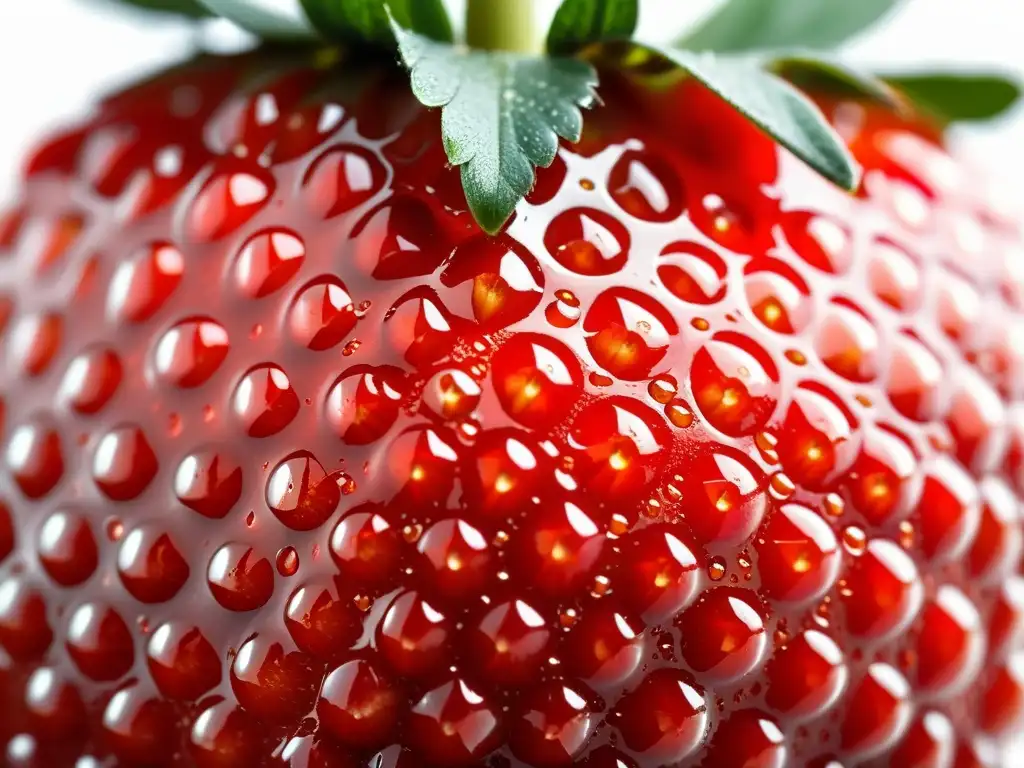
[403,523,423,543]
[824,493,845,517]
[755,431,779,464]
[609,513,630,537]
[769,472,795,499]
[842,525,866,555]
[898,520,915,549]
[665,400,694,428]
[336,472,357,495]
[545,289,582,327]
[354,594,372,612]
[648,374,678,404]
[276,546,299,576]
[458,420,480,441]
[591,574,611,597]
[708,556,727,581]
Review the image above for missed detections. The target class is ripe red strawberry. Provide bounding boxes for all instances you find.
[0,1,1023,766]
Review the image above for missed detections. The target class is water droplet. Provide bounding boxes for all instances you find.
[898,521,915,549]
[276,547,299,576]
[106,518,124,542]
[648,374,678,404]
[769,472,796,500]
[708,557,727,581]
[824,493,845,517]
[545,290,582,328]
[666,401,694,428]
[842,526,867,555]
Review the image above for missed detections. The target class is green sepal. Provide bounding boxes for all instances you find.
[640,45,862,191]
[547,0,639,55]
[391,17,598,234]
[768,54,903,110]
[110,0,211,17]
[301,0,452,46]
[883,72,1022,124]
[681,0,900,53]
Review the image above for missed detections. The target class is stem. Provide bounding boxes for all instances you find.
[465,0,540,54]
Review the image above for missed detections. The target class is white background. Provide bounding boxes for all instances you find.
[0,0,1022,757]
[0,0,1022,202]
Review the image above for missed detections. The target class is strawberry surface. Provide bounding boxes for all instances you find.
[0,49,1021,767]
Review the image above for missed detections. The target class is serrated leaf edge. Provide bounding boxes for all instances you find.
[390,15,599,234]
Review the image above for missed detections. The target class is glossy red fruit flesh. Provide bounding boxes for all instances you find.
[0,51,1020,768]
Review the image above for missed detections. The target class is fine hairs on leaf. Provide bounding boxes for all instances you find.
[391,18,599,234]
[547,0,639,54]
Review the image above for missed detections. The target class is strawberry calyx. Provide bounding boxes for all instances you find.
[106,0,1021,235]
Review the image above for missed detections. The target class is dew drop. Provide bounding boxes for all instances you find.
[842,526,867,555]
[648,374,678,404]
[276,547,299,577]
[709,557,727,581]
[666,401,694,428]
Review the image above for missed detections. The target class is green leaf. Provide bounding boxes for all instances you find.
[197,0,313,36]
[391,20,598,234]
[681,0,900,53]
[547,0,639,55]
[769,54,902,110]
[883,72,1021,123]
[111,0,211,17]
[649,46,861,191]
[300,0,452,45]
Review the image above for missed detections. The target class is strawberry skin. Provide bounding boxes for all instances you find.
[0,50,1021,767]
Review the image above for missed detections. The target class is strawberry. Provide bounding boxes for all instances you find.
[0,0,1022,766]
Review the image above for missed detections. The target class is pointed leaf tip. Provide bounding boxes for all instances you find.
[392,22,599,235]
[884,72,1022,124]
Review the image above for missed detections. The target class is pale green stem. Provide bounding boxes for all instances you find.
[465,0,540,54]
